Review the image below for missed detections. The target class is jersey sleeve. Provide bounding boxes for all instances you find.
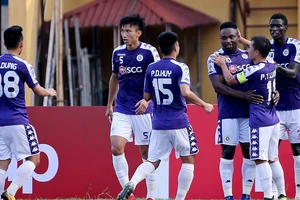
[207,54,222,76]
[144,67,153,93]
[290,40,300,64]
[23,63,39,88]
[179,64,190,85]
[148,46,160,64]
[111,50,119,73]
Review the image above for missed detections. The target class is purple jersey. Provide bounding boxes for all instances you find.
[0,54,38,126]
[208,49,251,120]
[269,38,300,111]
[144,58,190,130]
[112,42,160,114]
[235,62,279,127]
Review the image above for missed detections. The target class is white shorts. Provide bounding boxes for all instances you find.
[0,124,40,161]
[147,126,199,162]
[215,118,249,146]
[249,123,279,161]
[276,109,300,143]
[110,112,152,145]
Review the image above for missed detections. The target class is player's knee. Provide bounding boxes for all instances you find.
[111,145,125,156]
[181,155,195,164]
[291,143,300,156]
[26,154,40,167]
[222,145,236,159]
[0,159,11,171]
[240,142,250,159]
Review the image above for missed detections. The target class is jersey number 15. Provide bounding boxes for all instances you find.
[152,78,174,105]
[0,71,20,98]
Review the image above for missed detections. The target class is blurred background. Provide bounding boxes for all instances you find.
[3,0,299,106]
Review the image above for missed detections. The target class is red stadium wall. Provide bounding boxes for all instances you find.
[6,106,293,199]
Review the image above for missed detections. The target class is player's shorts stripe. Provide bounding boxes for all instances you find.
[217,120,222,144]
[250,127,259,159]
[24,124,40,154]
[186,126,199,154]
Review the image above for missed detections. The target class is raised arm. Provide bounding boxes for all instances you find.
[209,55,263,104]
[237,28,251,48]
[212,55,239,85]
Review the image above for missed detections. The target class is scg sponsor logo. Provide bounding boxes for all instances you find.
[279,63,289,68]
[236,64,251,72]
[119,66,143,74]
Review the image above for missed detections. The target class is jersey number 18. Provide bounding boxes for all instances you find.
[0,71,20,98]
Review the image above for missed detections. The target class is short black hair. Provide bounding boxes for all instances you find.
[270,13,288,26]
[120,14,145,30]
[251,36,271,58]
[220,21,237,31]
[4,25,23,50]
[158,31,178,56]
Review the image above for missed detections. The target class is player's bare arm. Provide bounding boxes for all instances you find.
[277,62,300,79]
[143,92,152,102]
[32,84,57,97]
[179,84,213,114]
[135,92,152,114]
[135,99,151,115]
[237,28,251,48]
[210,57,263,104]
[273,90,280,106]
[212,55,239,85]
[105,73,119,123]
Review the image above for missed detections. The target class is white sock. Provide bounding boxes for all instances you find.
[242,158,256,195]
[0,169,6,194]
[113,154,129,189]
[220,158,234,197]
[294,155,300,196]
[7,160,36,196]
[143,159,156,199]
[272,180,278,198]
[256,162,273,199]
[270,160,286,196]
[131,162,155,189]
[175,163,194,200]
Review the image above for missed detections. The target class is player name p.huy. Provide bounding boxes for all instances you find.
[151,70,172,77]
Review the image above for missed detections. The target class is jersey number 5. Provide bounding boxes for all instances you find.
[0,71,20,98]
[152,78,174,105]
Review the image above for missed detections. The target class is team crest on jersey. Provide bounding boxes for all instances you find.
[119,66,126,75]
[225,56,232,63]
[283,48,289,56]
[136,54,143,62]
[242,54,248,59]
[229,65,237,74]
